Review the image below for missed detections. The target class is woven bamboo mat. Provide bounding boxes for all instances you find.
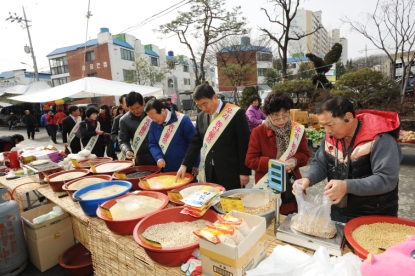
[0,175,43,212]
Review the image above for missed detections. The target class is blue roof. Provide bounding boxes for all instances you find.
[286,54,324,63]
[219,45,272,53]
[145,49,159,57]
[0,71,14,79]
[47,38,133,57]
[181,60,188,65]
[166,55,176,62]
[24,73,51,79]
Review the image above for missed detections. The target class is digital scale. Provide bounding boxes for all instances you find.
[276,213,346,256]
[267,159,287,193]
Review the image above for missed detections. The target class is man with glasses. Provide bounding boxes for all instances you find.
[294,96,402,222]
[118,91,156,166]
[176,84,251,190]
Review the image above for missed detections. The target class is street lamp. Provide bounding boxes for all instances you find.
[6,7,39,81]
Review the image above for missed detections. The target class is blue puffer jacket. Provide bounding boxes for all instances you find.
[148,111,200,172]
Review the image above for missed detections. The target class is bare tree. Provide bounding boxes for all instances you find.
[342,0,415,101]
[158,0,248,86]
[259,0,322,80]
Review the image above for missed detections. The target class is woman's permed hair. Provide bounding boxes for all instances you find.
[262,91,294,115]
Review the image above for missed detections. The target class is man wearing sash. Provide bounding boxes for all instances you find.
[110,94,128,159]
[119,91,156,166]
[62,106,82,154]
[177,84,251,190]
[145,99,200,173]
[245,91,311,214]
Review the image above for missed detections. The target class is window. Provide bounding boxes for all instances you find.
[88,73,97,77]
[123,69,136,82]
[257,52,273,62]
[257,68,267,76]
[85,51,95,62]
[121,48,134,61]
[52,76,70,87]
[183,65,189,72]
[150,57,159,66]
[49,56,68,75]
[184,78,191,85]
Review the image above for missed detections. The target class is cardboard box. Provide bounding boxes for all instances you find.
[292,110,308,125]
[289,109,300,121]
[21,204,75,272]
[199,211,267,276]
[309,114,320,130]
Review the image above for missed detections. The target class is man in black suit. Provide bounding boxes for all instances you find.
[110,94,128,159]
[177,84,251,190]
[62,106,82,153]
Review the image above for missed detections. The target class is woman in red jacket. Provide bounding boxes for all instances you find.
[245,91,311,214]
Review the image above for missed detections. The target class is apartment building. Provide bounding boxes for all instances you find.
[0,69,51,88]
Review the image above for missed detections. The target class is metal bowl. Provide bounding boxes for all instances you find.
[212,188,277,228]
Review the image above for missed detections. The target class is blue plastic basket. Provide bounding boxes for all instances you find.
[73,180,132,216]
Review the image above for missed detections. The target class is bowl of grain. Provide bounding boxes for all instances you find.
[344,215,415,259]
[62,175,113,201]
[77,157,113,169]
[91,160,134,175]
[133,206,218,266]
[112,165,161,190]
[138,172,194,195]
[73,180,132,216]
[168,183,226,206]
[96,191,168,235]
[48,169,91,192]
[213,189,277,228]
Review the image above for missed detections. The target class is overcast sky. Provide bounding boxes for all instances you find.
[1,0,382,74]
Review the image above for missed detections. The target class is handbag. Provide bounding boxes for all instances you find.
[281,171,297,203]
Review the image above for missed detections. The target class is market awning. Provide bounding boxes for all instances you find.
[9,77,163,103]
[0,82,52,104]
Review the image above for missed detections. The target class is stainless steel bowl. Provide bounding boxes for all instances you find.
[213,188,277,228]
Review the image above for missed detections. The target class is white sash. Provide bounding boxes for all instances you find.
[118,116,152,160]
[85,121,101,152]
[198,103,240,182]
[67,117,81,152]
[254,121,305,189]
[159,112,184,154]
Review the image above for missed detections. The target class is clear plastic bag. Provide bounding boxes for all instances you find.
[290,184,337,239]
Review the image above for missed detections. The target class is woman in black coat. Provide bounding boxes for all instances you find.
[80,107,108,157]
[98,104,112,157]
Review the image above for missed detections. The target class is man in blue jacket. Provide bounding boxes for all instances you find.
[40,111,50,137]
[145,99,200,175]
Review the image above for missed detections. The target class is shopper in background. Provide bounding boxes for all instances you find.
[0,134,24,153]
[62,106,82,154]
[165,97,179,112]
[46,110,58,144]
[111,106,119,123]
[79,107,86,120]
[245,91,310,214]
[55,109,67,132]
[40,111,51,137]
[8,112,17,130]
[110,94,128,160]
[246,94,267,132]
[23,110,37,140]
[80,107,107,156]
[98,104,112,156]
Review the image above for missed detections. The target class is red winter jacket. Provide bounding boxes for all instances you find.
[46,114,57,125]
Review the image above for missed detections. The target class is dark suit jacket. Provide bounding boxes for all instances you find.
[182,102,251,190]
[80,119,103,157]
[62,116,82,153]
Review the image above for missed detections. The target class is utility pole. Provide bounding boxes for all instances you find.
[6,7,39,81]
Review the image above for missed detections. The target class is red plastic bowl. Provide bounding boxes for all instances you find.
[58,242,93,276]
[91,160,133,175]
[97,191,168,235]
[138,172,194,195]
[168,183,226,206]
[133,207,218,267]
[48,169,90,192]
[78,157,113,169]
[112,165,161,191]
[344,215,415,259]
[62,174,112,201]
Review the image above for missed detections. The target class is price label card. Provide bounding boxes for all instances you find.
[90,163,97,173]
[139,178,150,189]
[139,234,162,248]
[98,205,113,219]
[71,159,81,168]
[167,191,183,202]
[114,172,127,179]
[220,196,245,213]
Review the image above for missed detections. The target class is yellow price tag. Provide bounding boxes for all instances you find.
[114,172,127,179]
[71,159,81,168]
[42,172,50,182]
[139,234,162,248]
[98,205,113,219]
[220,196,245,213]
[90,163,97,173]
[140,178,150,189]
[167,191,183,202]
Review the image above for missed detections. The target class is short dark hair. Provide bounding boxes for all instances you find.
[166,97,171,101]
[249,94,259,104]
[126,91,144,107]
[262,91,294,115]
[68,105,79,114]
[145,99,164,114]
[119,94,127,105]
[316,96,355,118]
[86,106,99,118]
[193,84,216,101]
[11,134,24,143]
